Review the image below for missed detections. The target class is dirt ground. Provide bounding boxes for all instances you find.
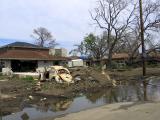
[1,67,160,117]
[0,79,34,116]
[35,67,113,97]
[0,79,34,98]
[109,67,160,78]
[1,67,160,98]
[0,67,112,116]
[39,67,160,97]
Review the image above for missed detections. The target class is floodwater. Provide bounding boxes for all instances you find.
[1,77,160,120]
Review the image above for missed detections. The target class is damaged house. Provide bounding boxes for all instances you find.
[0,42,69,72]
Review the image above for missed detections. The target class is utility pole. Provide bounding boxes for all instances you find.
[0,107,2,120]
[139,0,146,76]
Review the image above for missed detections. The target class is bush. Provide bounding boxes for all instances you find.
[11,74,19,80]
[110,61,118,69]
[94,65,102,71]
[147,61,159,68]
[21,76,34,83]
[110,61,130,70]
[0,73,3,76]
[0,73,11,80]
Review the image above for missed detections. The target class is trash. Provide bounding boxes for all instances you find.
[28,95,34,100]
[88,76,94,81]
[43,97,47,100]
[52,100,73,111]
[26,88,30,90]
[34,81,41,91]
[74,76,82,81]
[2,68,13,76]
[21,112,29,120]
[40,98,47,101]
[112,79,117,87]
[36,82,41,86]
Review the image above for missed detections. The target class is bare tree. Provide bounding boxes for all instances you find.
[91,0,160,67]
[90,0,136,67]
[126,0,160,62]
[31,27,58,47]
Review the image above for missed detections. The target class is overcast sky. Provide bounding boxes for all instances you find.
[0,0,98,51]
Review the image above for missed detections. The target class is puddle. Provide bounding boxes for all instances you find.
[1,77,160,120]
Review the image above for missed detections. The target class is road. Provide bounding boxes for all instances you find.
[52,102,160,120]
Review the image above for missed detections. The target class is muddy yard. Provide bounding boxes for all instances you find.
[0,67,113,98]
[0,67,112,117]
[1,67,160,119]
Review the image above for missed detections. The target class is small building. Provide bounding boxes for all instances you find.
[145,47,160,64]
[68,59,84,67]
[0,42,69,72]
[112,53,129,63]
[110,53,129,68]
[87,53,129,68]
[68,56,89,67]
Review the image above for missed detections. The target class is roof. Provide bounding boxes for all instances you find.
[1,42,48,49]
[147,52,160,58]
[0,49,69,61]
[112,53,129,59]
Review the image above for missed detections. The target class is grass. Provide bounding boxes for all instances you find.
[109,67,160,78]
[42,83,50,90]
[0,73,10,80]
[20,76,35,83]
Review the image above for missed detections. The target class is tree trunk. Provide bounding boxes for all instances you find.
[107,28,112,69]
[107,49,112,69]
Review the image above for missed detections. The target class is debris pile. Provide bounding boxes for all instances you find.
[69,67,114,86]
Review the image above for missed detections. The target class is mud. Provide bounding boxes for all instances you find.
[36,67,113,97]
[1,67,160,118]
[0,79,34,116]
[0,67,112,116]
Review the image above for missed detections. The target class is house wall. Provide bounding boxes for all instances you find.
[60,48,67,57]
[0,60,68,72]
[38,61,53,68]
[49,48,67,57]
[0,60,11,72]
[37,61,53,72]
[5,60,11,68]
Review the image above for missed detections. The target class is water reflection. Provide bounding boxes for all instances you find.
[35,99,73,112]
[2,77,160,120]
[0,85,149,117]
[85,78,160,104]
[143,81,148,101]
[85,84,145,104]
[0,108,2,120]
[85,88,120,104]
[51,99,73,111]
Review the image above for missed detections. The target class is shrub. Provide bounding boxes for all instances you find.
[0,73,3,76]
[110,61,118,69]
[21,76,34,83]
[11,74,19,80]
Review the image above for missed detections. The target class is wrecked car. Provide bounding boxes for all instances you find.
[45,66,74,83]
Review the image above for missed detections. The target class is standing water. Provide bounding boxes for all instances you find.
[1,77,160,120]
